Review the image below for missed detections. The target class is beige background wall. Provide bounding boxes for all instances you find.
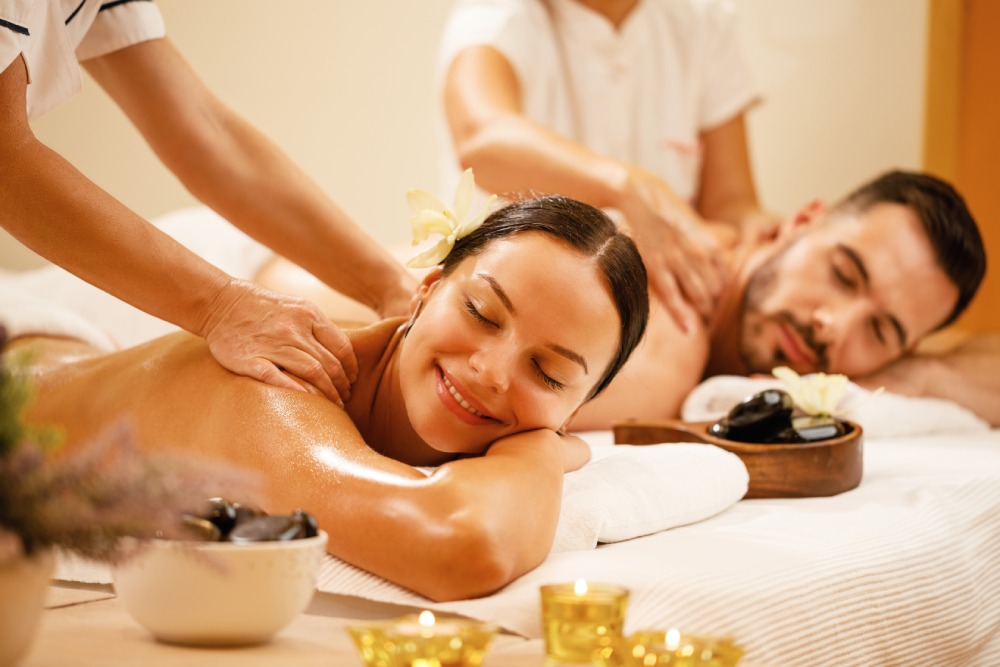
[1,0,928,270]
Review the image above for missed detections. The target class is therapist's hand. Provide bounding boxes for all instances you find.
[615,167,729,331]
[200,279,358,406]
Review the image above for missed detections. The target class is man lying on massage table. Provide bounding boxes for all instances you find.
[9,195,649,601]
[263,170,998,428]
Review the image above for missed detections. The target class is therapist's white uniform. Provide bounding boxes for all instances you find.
[436,0,758,204]
[0,0,164,120]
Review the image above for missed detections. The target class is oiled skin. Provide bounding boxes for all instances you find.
[14,322,567,602]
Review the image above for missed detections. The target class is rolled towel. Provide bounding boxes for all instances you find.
[552,443,749,552]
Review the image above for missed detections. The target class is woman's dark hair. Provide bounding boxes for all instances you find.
[837,170,986,329]
[440,195,649,400]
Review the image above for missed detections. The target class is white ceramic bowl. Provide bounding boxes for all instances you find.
[111,531,327,646]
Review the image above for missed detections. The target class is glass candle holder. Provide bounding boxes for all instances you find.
[347,611,496,667]
[593,629,744,667]
[540,580,629,663]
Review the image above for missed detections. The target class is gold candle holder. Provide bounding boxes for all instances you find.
[593,629,744,667]
[540,580,629,663]
[347,610,496,667]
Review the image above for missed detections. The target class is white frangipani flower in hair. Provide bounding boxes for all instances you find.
[405,168,497,268]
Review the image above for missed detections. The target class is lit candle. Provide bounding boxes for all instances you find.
[347,611,496,667]
[540,579,630,663]
[592,629,744,667]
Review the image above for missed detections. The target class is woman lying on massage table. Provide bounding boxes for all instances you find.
[11,195,649,601]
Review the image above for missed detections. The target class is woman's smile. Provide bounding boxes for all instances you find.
[436,364,503,425]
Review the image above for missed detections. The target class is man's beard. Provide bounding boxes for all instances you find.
[738,251,828,373]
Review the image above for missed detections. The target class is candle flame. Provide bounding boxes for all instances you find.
[665,628,681,651]
[418,610,435,628]
[573,579,588,595]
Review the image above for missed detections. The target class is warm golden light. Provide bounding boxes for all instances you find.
[418,610,435,628]
[665,628,680,651]
[573,578,588,595]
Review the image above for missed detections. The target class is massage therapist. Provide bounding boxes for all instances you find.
[0,0,415,405]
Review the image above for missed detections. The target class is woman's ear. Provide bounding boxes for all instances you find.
[411,267,444,313]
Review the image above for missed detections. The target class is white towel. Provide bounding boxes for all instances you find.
[553,443,749,551]
[682,375,989,439]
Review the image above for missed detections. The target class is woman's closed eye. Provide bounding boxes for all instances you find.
[465,299,498,328]
[532,359,565,391]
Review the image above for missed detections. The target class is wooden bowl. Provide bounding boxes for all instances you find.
[613,419,863,499]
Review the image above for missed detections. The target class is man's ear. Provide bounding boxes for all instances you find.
[776,198,826,241]
[410,266,444,314]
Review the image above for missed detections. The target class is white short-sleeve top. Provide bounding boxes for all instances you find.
[436,0,758,204]
[0,0,165,119]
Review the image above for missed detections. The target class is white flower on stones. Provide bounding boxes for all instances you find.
[772,366,851,417]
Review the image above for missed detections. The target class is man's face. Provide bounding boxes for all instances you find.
[738,202,959,377]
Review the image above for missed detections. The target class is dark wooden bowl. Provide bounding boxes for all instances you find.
[613,419,863,499]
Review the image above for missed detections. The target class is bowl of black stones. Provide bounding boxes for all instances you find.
[614,388,863,499]
[112,498,327,646]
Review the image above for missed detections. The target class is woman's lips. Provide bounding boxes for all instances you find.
[435,366,499,425]
[777,321,818,368]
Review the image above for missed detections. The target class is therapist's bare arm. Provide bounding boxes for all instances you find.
[0,55,352,403]
[697,114,782,244]
[83,38,416,319]
[444,46,725,327]
[856,330,1000,426]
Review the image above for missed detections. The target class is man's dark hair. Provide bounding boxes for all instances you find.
[838,170,986,329]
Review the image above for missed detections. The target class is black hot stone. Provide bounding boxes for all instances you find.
[789,415,848,442]
[202,497,238,537]
[712,389,795,443]
[228,515,304,543]
[232,502,265,527]
[181,514,222,542]
[292,509,319,538]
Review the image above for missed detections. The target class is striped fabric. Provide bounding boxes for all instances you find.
[310,430,1000,667]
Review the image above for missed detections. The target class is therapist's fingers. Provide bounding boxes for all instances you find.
[201,280,356,406]
[651,268,700,334]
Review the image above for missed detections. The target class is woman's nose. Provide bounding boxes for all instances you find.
[469,343,512,393]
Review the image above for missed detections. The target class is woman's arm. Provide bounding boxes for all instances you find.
[235,400,567,600]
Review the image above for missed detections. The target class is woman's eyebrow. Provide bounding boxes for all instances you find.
[476,273,515,314]
[550,344,588,374]
[474,272,589,373]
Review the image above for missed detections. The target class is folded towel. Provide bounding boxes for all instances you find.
[553,443,748,551]
[682,375,989,439]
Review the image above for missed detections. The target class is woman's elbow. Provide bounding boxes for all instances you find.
[416,513,547,602]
